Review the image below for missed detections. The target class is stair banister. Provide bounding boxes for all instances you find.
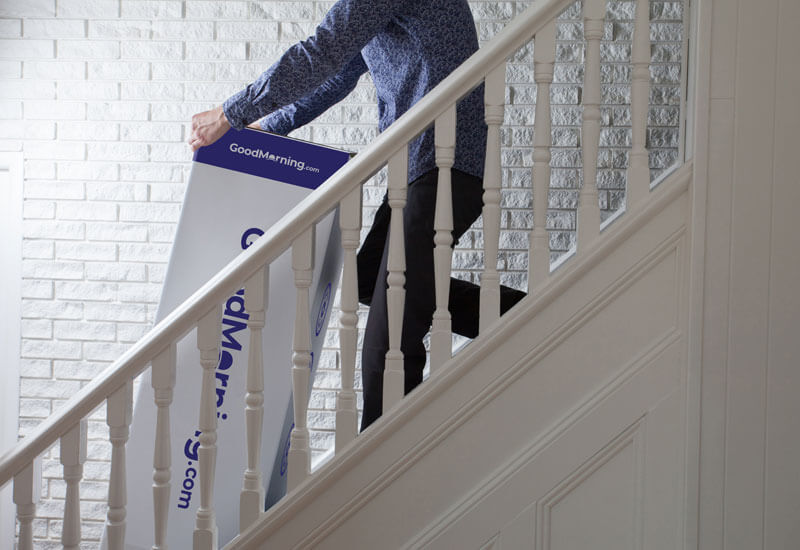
[577,0,605,251]
[431,105,457,371]
[0,0,577,491]
[529,19,556,290]
[336,187,362,451]
[628,0,653,206]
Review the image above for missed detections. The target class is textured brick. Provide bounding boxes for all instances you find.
[147,263,166,283]
[57,121,119,141]
[119,203,180,223]
[185,1,248,19]
[19,358,53,378]
[53,360,107,380]
[86,181,147,201]
[23,100,86,120]
[58,81,119,100]
[118,242,170,262]
[149,182,185,202]
[88,60,148,80]
[117,282,161,302]
[0,19,22,37]
[24,141,85,160]
[21,280,54,299]
[21,319,53,339]
[0,99,22,118]
[57,0,119,18]
[0,0,55,18]
[24,160,57,179]
[216,21,279,40]
[1,38,55,59]
[184,82,240,102]
[57,40,120,59]
[151,61,214,81]
[21,340,81,361]
[84,302,146,322]
[185,42,246,61]
[149,143,188,162]
[23,220,85,239]
[85,262,147,282]
[19,398,52,417]
[145,224,175,244]
[122,81,183,101]
[88,20,151,39]
[24,19,86,38]
[23,60,85,79]
[53,321,117,342]
[87,101,149,121]
[86,222,148,242]
[22,239,55,259]
[121,41,183,60]
[87,142,149,162]
[55,241,118,261]
[23,260,84,280]
[149,101,197,121]
[0,60,21,77]
[119,162,183,182]
[0,120,56,139]
[117,322,149,342]
[58,161,120,181]
[121,1,182,18]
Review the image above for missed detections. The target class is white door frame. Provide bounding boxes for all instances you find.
[0,152,23,549]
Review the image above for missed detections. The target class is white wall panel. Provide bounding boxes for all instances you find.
[764,0,800,546]
[697,0,800,547]
[0,152,22,550]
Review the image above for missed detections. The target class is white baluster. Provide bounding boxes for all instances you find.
[289,228,314,491]
[578,0,605,250]
[61,419,87,550]
[106,380,133,550]
[628,0,652,207]
[480,63,506,333]
[194,306,222,550]
[383,145,408,411]
[337,187,361,452]
[431,105,457,371]
[529,20,557,291]
[152,344,176,550]
[13,459,40,550]
[240,266,268,530]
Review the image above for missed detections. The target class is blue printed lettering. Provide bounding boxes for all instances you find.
[177,490,192,510]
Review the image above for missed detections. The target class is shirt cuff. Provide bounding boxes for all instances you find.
[223,89,267,131]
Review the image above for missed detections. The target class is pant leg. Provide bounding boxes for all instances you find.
[359,169,526,430]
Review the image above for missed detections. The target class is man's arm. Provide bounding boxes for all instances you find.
[189,0,393,150]
[222,0,396,130]
[260,53,368,135]
[188,52,368,150]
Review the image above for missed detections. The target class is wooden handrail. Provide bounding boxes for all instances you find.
[0,0,580,489]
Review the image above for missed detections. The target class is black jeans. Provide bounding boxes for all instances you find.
[357,169,526,430]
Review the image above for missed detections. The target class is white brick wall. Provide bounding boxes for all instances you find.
[2,0,683,546]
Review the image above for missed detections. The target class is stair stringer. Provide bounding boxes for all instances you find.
[230,165,693,550]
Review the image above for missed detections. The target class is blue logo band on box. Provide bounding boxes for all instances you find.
[193,128,350,189]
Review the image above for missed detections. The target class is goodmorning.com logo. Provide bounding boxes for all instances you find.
[228,143,320,173]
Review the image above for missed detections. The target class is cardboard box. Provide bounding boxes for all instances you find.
[122,129,350,549]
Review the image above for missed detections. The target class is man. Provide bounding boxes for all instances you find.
[189,0,524,430]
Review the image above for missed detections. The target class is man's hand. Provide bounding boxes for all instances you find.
[188,105,231,151]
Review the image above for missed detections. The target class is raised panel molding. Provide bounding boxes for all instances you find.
[536,419,644,550]
[231,172,692,550]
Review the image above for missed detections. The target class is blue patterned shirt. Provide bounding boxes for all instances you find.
[222,0,487,183]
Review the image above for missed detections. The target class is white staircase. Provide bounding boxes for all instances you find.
[0,0,693,547]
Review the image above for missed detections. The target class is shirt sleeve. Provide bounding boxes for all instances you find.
[223,0,398,130]
[259,53,368,135]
